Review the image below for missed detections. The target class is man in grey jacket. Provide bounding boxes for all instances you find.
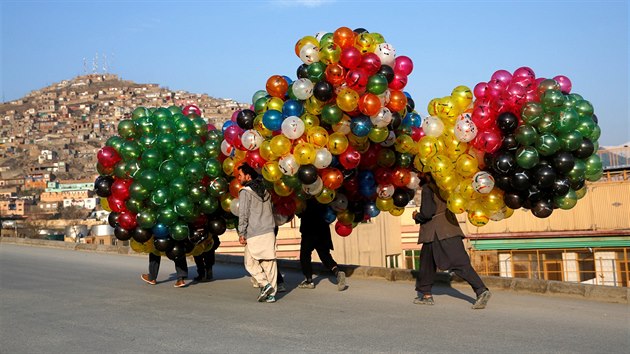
[412,174,491,309]
[237,163,278,303]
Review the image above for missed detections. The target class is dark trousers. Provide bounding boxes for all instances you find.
[148,252,188,280]
[193,236,220,278]
[300,238,338,280]
[415,236,486,297]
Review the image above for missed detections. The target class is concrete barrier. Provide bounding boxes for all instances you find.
[2,236,627,304]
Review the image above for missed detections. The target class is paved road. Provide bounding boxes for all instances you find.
[1,244,628,353]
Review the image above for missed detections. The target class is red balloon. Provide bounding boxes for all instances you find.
[246,149,266,169]
[473,82,489,99]
[473,129,502,153]
[345,68,368,92]
[110,179,132,200]
[410,127,425,141]
[388,73,408,90]
[343,176,360,195]
[390,167,411,187]
[339,47,362,69]
[374,167,393,185]
[107,195,127,213]
[117,211,137,230]
[97,146,121,169]
[339,146,361,170]
[335,221,353,237]
[359,53,381,76]
[472,103,495,130]
[183,104,202,116]
[394,56,414,76]
[359,144,380,170]
[223,125,243,146]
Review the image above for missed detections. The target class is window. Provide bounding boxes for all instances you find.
[404,250,421,270]
[386,254,400,268]
[577,252,596,282]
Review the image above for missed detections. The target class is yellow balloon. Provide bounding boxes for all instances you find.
[468,209,489,227]
[427,98,438,116]
[222,157,235,176]
[389,206,405,216]
[270,135,292,157]
[130,239,145,253]
[304,96,325,115]
[348,133,369,152]
[413,155,425,172]
[336,88,359,112]
[436,96,459,122]
[316,187,336,204]
[395,134,415,154]
[274,179,294,197]
[429,154,454,179]
[307,126,329,147]
[293,142,317,165]
[451,85,473,111]
[203,238,215,252]
[354,32,377,54]
[336,209,354,224]
[233,149,247,163]
[262,161,283,182]
[220,194,234,212]
[265,97,284,112]
[447,192,467,214]
[457,178,479,201]
[481,188,505,213]
[370,32,386,45]
[368,127,389,143]
[375,197,394,211]
[328,132,349,155]
[455,154,479,178]
[254,114,273,138]
[100,197,111,212]
[259,140,276,161]
[301,113,320,130]
[436,174,460,192]
[417,136,440,164]
[319,43,342,65]
[191,244,205,257]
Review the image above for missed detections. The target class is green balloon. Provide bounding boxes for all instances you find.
[137,210,158,229]
[321,104,343,125]
[140,148,162,170]
[287,83,298,101]
[120,140,142,161]
[559,130,583,151]
[590,124,601,141]
[135,115,156,134]
[575,186,587,199]
[377,149,396,168]
[189,184,207,203]
[169,177,190,199]
[254,97,268,114]
[396,153,413,168]
[150,188,171,207]
[366,74,388,95]
[132,107,151,120]
[567,159,586,183]
[118,119,138,139]
[175,132,193,146]
[126,161,141,178]
[252,90,268,105]
[515,125,538,146]
[521,102,544,126]
[157,120,177,134]
[167,105,182,115]
[175,117,194,135]
[282,174,302,189]
[584,154,603,179]
[205,158,222,178]
[158,206,178,226]
[191,146,208,162]
[574,100,594,118]
[170,223,190,241]
[173,196,196,218]
[540,89,565,113]
[556,108,579,135]
[199,196,219,214]
[106,136,125,152]
[536,113,558,134]
[137,133,156,150]
[319,32,334,47]
[182,161,205,184]
[129,181,150,200]
[208,177,228,197]
[136,169,160,191]
[585,170,603,182]
[152,107,173,121]
[173,146,194,166]
[307,62,326,82]
[113,161,129,179]
[535,133,560,156]
[225,217,238,230]
[575,116,596,138]
[554,189,578,210]
[96,163,113,176]
[156,133,177,154]
[159,160,181,181]
[125,198,144,214]
[191,117,208,137]
[592,140,599,152]
[516,146,540,169]
[189,135,203,148]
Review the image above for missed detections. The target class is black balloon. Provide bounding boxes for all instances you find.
[298,164,318,184]
[189,228,208,244]
[552,152,576,175]
[495,175,512,192]
[526,185,544,202]
[94,175,114,197]
[501,135,519,151]
[353,27,369,34]
[154,237,174,252]
[510,169,531,191]
[207,217,226,236]
[569,178,586,190]
[484,152,497,170]
[107,212,120,228]
[236,109,256,130]
[183,239,195,254]
[532,200,553,218]
[534,165,557,189]
[574,138,595,159]
[552,178,571,196]
[406,97,415,111]
[166,242,186,261]
[493,152,517,175]
[392,188,410,207]
[389,112,402,130]
[378,65,395,83]
[496,112,519,133]
[296,64,309,79]
[313,80,334,102]
[114,226,132,241]
[504,192,524,209]
[132,228,152,243]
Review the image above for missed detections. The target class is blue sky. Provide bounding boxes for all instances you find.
[1,0,628,146]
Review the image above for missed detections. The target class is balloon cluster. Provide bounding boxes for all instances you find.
[220,27,424,236]
[94,105,232,259]
[423,67,603,226]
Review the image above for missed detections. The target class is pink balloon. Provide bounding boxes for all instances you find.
[491,69,513,85]
[512,66,536,80]
[388,72,408,90]
[394,56,414,76]
[223,125,243,146]
[231,110,240,122]
[553,75,572,94]
[340,47,362,69]
[473,82,489,99]
[473,130,502,153]
[359,53,381,76]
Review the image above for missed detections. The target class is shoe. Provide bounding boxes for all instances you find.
[413,296,435,305]
[257,283,274,302]
[264,295,276,303]
[472,289,491,309]
[298,280,315,289]
[174,278,186,288]
[251,278,260,288]
[141,274,156,285]
[192,275,208,284]
[336,271,346,291]
[206,269,213,281]
[277,282,286,293]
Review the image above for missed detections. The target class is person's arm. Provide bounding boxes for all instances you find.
[414,186,436,224]
[237,190,250,244]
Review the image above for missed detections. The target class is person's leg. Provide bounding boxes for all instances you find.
[193,254,206,280]
[314,244,346,291]
[244,245,267,286]
[440,237,487,296]
[206,236,220,279]
[415,242,436,299]
[174,256,188,279]
[299,238,315,281]
[259,259,277,297]
[148,252,161,281]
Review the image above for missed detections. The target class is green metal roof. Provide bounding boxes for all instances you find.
[470,236,630,250]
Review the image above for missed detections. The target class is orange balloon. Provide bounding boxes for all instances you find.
[321,168,344,190]
[387,90,408,113]
[229,178,243,198]
[325,63,346,86]
[333,27,355,49]
[266,75,288,98]
[391,168,412,187]
[358,93,382,116]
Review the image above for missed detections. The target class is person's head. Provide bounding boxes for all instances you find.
[418,172,433,186]
[237,163,258,184]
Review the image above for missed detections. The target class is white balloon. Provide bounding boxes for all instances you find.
[230,198,239,216]
[375,43,396,67]
[302,177,323,195]
[240,129,263,151]
[406,171,421,190]
[377,184,395,199]
[221,140,235,157]
[313,148,333,169]
[299,43,320,65]
[278,154,299,176]
[422,116,445,137]
[332,116,351,134]
[370,107,393,128]
[292,78,314,100]
[472,171,495,194]
[377,89,391,106]
[314,31,328,42]
[380,130,396,147]
[330,193,349,212]
[454,113,478,142]
[281,116,305,140]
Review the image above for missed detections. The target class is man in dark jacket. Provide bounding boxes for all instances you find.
[412,174,491,309]
[297,198,346,291]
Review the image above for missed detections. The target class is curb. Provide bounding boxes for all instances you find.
[2,237,627,304]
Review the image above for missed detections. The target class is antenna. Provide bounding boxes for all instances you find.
[102,53,108,73]
[83,57,87,75]
[92,52,98,74]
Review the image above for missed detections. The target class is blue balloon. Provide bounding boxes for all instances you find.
[364,202,381,218]
[282,75,293,85]
[282,99,304,118]
[402,112,422,128]
[262,110,283,131]
[358,170,376,187]
[152,223,170,239]
[359,184,377,199]
[323,207,337,224]
[350,115,373,137]
[221,120,235,133]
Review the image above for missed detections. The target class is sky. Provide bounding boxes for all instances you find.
[1,0,628,146]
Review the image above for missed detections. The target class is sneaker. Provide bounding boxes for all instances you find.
[141,274,156,285]
[174,278,186,288]
[336,271,346,291]
[251,278,260,288]
[257,283,274,302]
[264,295,276,303]
[298,280,315,289]
[277,282,287,293]
[472,289,491,309]
[206,269,213,281]
[413,296,435,305]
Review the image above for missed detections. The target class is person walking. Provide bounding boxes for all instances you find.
[141,252,188,288]
[237,163,278,303]
[412,174,491,309]
[192,233,220,283]
[296,198,346,291]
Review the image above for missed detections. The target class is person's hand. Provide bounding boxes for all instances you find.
[238,235,247,245]
[412,211,417,219]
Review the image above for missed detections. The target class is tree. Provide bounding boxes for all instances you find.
[57,205,90,220]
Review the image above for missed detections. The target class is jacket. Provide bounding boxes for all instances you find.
[237,186,275,239]
[414,182,465,244]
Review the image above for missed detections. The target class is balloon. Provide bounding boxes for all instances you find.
[422,116,445,137]
[532,200,553,218]
[94,176,114,197]
[328,132,349,155]
[97,146,122,168]
[281,116,306,140]
[297,164,319,184]
[303,177,324,195]
[535,133,560,156]
[292,78,314,100]
[335,221,352,237]
[472,171,495,194]
[278,154,300,176]
[313,148,333,169]
[454,114,478,142]
[496,112,519,133]
[394,55,413,76]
